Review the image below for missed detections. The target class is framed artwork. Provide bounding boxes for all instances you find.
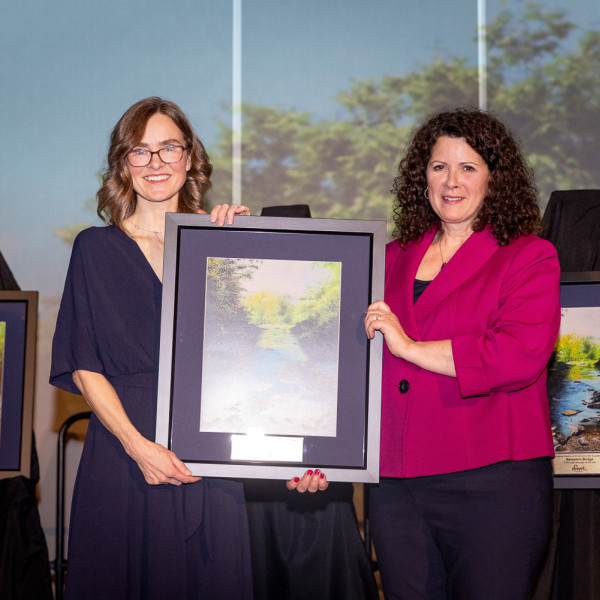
[549,272,600,488]
[156,214,385,482]
[0,291,37,479]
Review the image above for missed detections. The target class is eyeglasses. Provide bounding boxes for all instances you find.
[125,144,190,167]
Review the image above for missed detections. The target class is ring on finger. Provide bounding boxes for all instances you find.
[376,313,381,320]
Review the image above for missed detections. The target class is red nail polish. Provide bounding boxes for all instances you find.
[294,477,300,483]
[314,469,320,475]
[307,470,313,476]
[320,473,325,479]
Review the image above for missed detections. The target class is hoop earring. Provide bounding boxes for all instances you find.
[424,187,429,200]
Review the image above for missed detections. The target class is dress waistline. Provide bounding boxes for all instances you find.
[106,372,157,390]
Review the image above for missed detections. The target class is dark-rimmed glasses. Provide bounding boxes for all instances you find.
[126,144,190,167]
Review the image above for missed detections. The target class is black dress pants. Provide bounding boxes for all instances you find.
[370,458,553,600]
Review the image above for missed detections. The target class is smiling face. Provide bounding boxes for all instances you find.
[426,136,490,233]
[126,112,191,210]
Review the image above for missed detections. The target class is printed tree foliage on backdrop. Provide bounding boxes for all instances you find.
[209,2,600,219]
[56,2,600,243]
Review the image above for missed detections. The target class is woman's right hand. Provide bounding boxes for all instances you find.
[128,436,201,486]
[72,370,201,487]
[286,469,329,493]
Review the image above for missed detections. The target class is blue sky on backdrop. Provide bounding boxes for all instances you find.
[1,0,598,295]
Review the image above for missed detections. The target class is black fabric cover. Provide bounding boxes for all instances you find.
[542,189,600,271]
[0,250,19,290]
[244,480,379,600]
[536,190,600,600]
[0,250,53,600]
[260,204,312,218]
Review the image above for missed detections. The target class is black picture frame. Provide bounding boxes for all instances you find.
[0,291,37,479]
[156,214,385,482]
[550,272,600,489]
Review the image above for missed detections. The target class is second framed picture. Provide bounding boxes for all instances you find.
[549,272,600,488]
[156,214,386,482]
[0,291,37,480]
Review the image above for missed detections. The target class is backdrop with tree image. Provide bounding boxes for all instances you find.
[54,2,600,245]
[209,2,600,219]
[200,258,341,437]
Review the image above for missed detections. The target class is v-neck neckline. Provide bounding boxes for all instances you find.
[111,225,163,287]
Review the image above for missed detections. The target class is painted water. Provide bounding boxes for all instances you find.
[200,323,339,437]
[548,364,600,436]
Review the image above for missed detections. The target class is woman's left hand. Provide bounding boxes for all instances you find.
[365,300,413,358]
[198,203,250,226]
[286,469,329,493]
[366,301,457,376]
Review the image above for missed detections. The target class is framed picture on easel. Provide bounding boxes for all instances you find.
[0,291,37,480]
[549,272,600,489]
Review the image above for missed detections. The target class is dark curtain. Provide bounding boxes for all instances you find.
[0,251,19,290]
[260,204,312,218]
[535,190,600,600]
[542,190,600,272]
[0,250,53,600]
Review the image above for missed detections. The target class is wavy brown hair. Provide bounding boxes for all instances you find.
[392,108,543,246]
[97,97,213,229]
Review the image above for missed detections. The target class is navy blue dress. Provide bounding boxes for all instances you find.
[50,226,253,600]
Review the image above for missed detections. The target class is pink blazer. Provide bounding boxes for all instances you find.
[380,227,561,478]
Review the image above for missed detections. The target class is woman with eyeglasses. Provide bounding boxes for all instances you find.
[50,97,252,600]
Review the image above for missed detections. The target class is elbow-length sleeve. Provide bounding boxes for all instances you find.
[50,233,105,394]
[452,238,561,399]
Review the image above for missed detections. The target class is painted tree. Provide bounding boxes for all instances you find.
[205,257,258,321]
[244,290,296,328]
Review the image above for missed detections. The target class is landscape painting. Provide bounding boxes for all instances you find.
[548,307,600,454]
[0,322,4,438]
[199,257,341,437]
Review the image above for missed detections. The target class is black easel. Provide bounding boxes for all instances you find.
[537,190,600,600]
[52,412,91,600]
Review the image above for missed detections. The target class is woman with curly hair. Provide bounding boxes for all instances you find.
[50,97,252,599]
[365,108,560,599]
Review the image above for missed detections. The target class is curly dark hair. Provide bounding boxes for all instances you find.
[97,97,213,230]
[391,108,543,246]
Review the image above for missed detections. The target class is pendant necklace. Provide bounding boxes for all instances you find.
[130,220,164,241]
[438,238,447,271]
[438,232,471,272]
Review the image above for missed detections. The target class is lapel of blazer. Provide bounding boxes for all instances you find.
[413,227,499,323]
[386,232,434,342]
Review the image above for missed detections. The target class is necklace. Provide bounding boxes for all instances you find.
[437,231,471,271]
[438,239,447,270]
[435,230,447,271]
[440,240,446,271]
[130,220,164,240]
